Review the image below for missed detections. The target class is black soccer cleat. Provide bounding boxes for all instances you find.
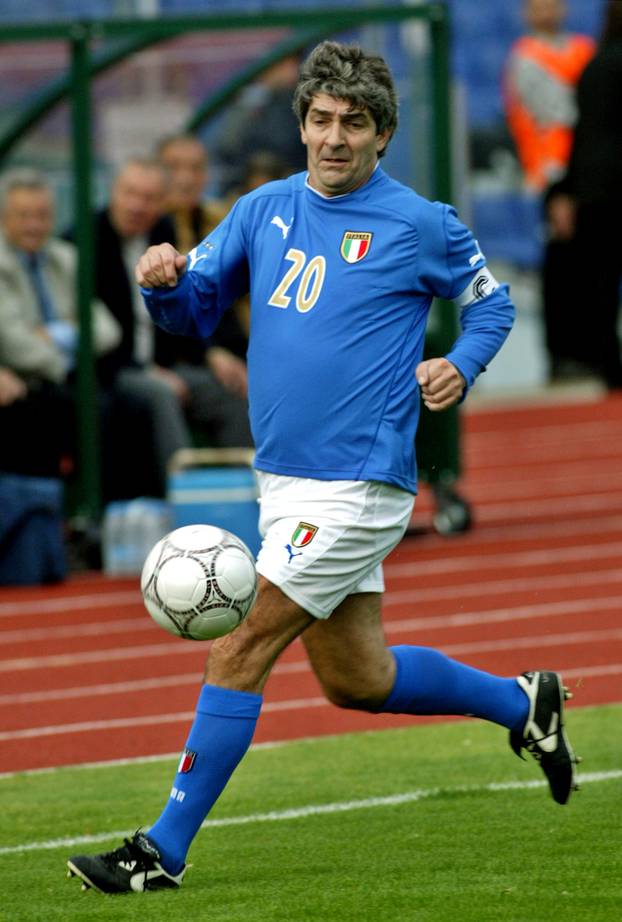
[509,670,580,805]
[67,831,185,894]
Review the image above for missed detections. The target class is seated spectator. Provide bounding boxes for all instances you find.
[0,168,120,480]
[156,134,227,252]
[87,157,252,498]
[157,135,252,403]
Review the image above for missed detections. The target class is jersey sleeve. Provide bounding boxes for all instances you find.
[415,203,515,391]
[142,199,250,339]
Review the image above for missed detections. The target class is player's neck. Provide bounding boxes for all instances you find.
[305,162,380,199]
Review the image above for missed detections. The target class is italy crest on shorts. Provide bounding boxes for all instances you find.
[291,522,318,548]
[340,231,373,263]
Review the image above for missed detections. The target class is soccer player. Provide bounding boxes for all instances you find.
[68,41,579,895]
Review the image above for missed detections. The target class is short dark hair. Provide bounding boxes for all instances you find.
[292,41,398,156]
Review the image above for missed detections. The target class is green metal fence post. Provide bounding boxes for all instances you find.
[70,24,100,520]
[417,1,461,485]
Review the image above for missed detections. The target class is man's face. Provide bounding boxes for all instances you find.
[1,186,54,253]
[526,0,565,33]
[159,138,207,210]
[109,163,166,239]
[300,93,389,197]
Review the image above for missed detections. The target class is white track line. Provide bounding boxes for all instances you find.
[0,697,328,741]
[466,418,621,444]
[0,639,193,672]
[2,629,622,741]
[2,597,622,672]
[4,565,622,648]
[465,470,622,504]
[0,616,155,646]
[466,435,622,469]
[0,591,139,619]
[474,492,622,521]
[1,525,622,621]
[386,568,622,604]
[404,514,622,547]
[384,594,622,622]
[1,661,620,709]
[0,770,619,856]
[386,540,622,576]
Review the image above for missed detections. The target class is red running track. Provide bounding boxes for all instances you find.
[1,392,621,774]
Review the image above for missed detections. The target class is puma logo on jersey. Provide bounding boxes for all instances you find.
[469,241,485,267]
[271,215,293,239]
[187,244,212,270]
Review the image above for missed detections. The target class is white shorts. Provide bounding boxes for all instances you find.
[255,472,414,619]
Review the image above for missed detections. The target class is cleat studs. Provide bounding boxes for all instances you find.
[81,883,89,892]
[67,869,74,878]
[563,689,573,700]
[576,755,583,764]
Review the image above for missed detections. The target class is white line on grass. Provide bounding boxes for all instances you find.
[0,770,619,857]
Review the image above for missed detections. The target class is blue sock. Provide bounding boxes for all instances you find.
[147,683,262,874]
[379,645,528,731]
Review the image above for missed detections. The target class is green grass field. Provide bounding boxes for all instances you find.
[1,704,620,922]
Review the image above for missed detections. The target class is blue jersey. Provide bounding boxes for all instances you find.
[144,168,514,493]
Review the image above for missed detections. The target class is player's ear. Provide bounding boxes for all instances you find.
[299,121,308,146]
[376,129,390,155]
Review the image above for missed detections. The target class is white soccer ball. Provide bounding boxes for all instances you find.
[140,524,258,641]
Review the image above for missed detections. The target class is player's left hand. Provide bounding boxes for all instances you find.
[415,358,466,411]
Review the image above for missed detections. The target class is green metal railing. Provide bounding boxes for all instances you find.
[0,3,454,517]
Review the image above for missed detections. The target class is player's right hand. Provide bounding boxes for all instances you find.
[135,243,188,289]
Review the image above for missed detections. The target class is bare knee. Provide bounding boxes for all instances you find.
[205,617,281,691]
[204,577,313,693]
[322,678,390,712]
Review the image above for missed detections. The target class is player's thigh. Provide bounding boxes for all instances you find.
[206,575,314,693]
[302,591,394,710]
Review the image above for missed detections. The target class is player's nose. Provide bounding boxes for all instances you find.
[324,120,346,147]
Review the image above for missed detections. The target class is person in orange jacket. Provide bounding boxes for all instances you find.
[504,0,596,382]
[504,0,595,193]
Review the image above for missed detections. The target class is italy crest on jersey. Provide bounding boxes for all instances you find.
[291,522,318,548]
[340,231,373,263]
